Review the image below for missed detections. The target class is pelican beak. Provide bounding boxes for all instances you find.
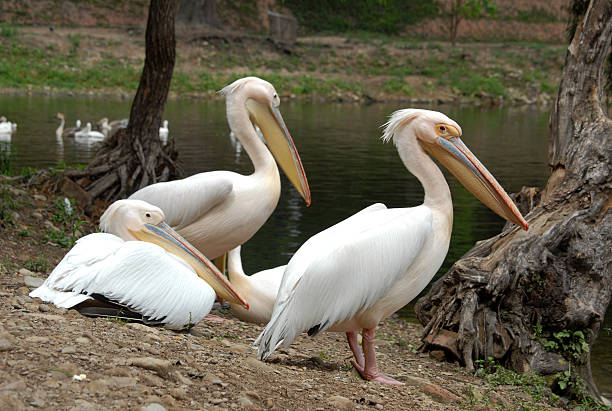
[133,221,250,310]
[245,98,311,206]
[420,135,529,230]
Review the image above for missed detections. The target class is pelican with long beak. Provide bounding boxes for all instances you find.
[257,109,528,385]
[129,77,310,264]
[30,199,249,330]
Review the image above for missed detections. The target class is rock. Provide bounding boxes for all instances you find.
[128,357,172,379]
[38,304,51,312]
[211,398,227,405]
[0,393,25,409]
[237,397,254,407]
[43,221,59,232]
[85,380,109,394]
[68,399,102,410]
[0,339,14,352]
[56,361,79,376]
[33,194,47,202]
[75,337,90,344]
[140,404,166,411]
[328,395,353,409]
[245,356,276,373]
[6,186,26,196]
[429,350,446,361]
[61,346,77,354]
[1,380,27,392]
[18,268,35,276]
[420,383,462,404]
[32,212,43,219]
[169,387,188,400]
[26,336,49,344]
[127,323,155,332]
[375,404,384,410]
[23,275,44,288]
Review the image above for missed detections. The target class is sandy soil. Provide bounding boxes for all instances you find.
[0,175,567,410]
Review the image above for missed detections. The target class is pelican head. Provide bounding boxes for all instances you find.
[100,199,249,309]
[383,109,528,230]
[221,77,311,206]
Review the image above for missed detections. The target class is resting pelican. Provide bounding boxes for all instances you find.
[75,122,105,140]
[129,77,311,261]
[30,199,249,330]
[257,109,528,385]
[226,245,285,324]
[55,113,82,138]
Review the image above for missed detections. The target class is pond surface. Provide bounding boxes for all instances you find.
[1,95,610,395]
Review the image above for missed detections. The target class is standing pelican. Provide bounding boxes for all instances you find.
[129,77,311,261]
[257,109,528,385]
[30,199,249,330]
[159,119,169,143]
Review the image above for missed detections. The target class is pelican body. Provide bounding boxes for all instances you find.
[75,122,105,140]
[129,77,311,260]
[257,109,528,385]
[226,245,285,324]
[30,200,249,330]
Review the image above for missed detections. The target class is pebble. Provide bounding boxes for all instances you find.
[237,397,253,407]
[38,304,51,312]
[26,336,49,344]
[32,212,43,219]
[140,404,166,411]
[169,387,188,400]
[43,221,60,232]
[0,339,14,352]
[62,346,77,354]
[211,398,227,405]
[33,194,47,202]
[75,337,90,344]
[328,395,353,409]
[18,268,35,276]
[23,275,44,288]
[128,357,172,379]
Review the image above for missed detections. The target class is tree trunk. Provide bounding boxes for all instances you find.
[415,0,612,403]
[449,0,463,47]
[65,0,181,208]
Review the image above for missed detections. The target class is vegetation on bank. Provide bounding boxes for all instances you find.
[0,23,565,104]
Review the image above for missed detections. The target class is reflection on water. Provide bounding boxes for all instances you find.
[2,95,610,393]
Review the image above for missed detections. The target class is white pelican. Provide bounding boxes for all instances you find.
[55,113,82,138]
[129,77,311,261]
[75,122,105,140]
[97,117,128,138]
[30,199,249,330]
[257,109,528,385]
[159,119,169,143]
[226,245,285,324]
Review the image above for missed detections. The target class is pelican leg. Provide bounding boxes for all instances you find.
[359,328,405,386]
[347,331,365,371]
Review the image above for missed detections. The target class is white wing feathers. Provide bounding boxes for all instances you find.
[257,205,432,359]
[129,172,234,230]
[30,233,216,330]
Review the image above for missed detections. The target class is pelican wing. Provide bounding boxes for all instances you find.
[129,171,234,231]
[30,233,216,329]
[258,205,431,358]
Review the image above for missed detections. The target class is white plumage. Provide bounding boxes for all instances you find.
[129,77,310,260]
[257,109,528,385]
[29,199,248,330]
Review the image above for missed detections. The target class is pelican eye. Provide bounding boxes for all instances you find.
[145,212,152,218]
[439,126,446,131]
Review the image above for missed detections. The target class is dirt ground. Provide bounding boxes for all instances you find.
[0,175,567,410]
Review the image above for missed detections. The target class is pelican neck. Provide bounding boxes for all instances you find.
[226,97,276,174]
[395,133,453,216]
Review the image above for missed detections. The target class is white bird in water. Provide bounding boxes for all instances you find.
[257,109,528,385]
[159,119,169,143]
[55,113,82,138]
[30,199,249,330]
[0,116,16,137]
[130,77,311,263]
[75,122,105,140]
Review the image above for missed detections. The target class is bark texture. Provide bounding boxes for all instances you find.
[66,0,181,208]
[415,0,612,402]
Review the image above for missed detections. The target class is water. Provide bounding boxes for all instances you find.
[1,95,610,393]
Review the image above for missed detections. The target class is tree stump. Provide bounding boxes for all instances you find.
[65,0,181,208]
[415,0,611,403]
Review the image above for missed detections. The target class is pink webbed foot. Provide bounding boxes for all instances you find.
[354,327,405,386]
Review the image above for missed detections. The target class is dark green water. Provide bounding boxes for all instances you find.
[1,95,610,394]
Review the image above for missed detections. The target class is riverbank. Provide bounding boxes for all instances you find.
[0,25,566,106]
[1,167,602,410]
